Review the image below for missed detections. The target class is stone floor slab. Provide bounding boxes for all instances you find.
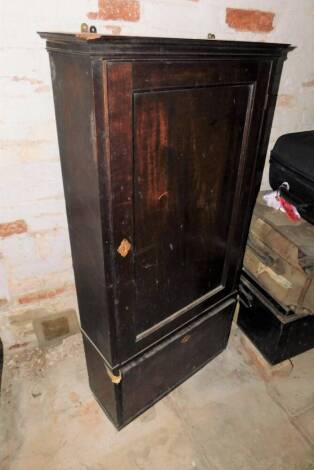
[293,407,314,445]
[0,336,212,470]
[266,348,314,417]
[170,330,314,470]
[1,327,314,470]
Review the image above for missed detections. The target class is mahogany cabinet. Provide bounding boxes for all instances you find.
[40,33,290,428]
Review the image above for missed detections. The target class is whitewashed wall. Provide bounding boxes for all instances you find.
[0,0,313,348]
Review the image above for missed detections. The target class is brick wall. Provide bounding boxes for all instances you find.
[0,0,313,350]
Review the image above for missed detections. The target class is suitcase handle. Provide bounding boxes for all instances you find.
[279,184,312,210]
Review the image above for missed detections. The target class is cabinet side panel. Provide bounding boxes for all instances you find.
[49,52,113,364]
[82,335,119,427]
[231,59,286,293]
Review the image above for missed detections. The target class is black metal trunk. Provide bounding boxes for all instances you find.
[238,271,314,364]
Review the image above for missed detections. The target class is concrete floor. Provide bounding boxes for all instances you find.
[1,325,314,470]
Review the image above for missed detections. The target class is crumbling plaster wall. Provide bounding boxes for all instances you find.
[0,0,313,349]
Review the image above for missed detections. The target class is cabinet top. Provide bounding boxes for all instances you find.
[38,32,291,59]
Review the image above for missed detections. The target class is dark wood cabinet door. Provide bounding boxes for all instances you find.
[105,60,271,361]
[133,85,248,328]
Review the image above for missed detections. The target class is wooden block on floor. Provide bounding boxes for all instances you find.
[238,330,293,381]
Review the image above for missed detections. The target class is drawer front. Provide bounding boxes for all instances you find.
[121,297,236,424]
[104,59,272,362]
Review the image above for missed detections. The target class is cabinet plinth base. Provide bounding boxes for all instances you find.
[83,298,236,429]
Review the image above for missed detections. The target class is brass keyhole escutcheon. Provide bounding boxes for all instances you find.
[181,334,191,344]
[117,238,132,257]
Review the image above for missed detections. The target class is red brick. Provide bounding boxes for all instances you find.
[18,286,67,305]
[35,85,50,93]
[0,219,27,238]
[87,0,140,22]
[12,76,43,86]
[226,8,275,33]
[87,11,98,20]
[104,25,122,35]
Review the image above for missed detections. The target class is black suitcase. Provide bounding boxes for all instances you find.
[269,131,314,224]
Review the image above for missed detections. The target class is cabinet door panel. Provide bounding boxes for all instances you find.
[105,60,270,361]
[134,85,250,335]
